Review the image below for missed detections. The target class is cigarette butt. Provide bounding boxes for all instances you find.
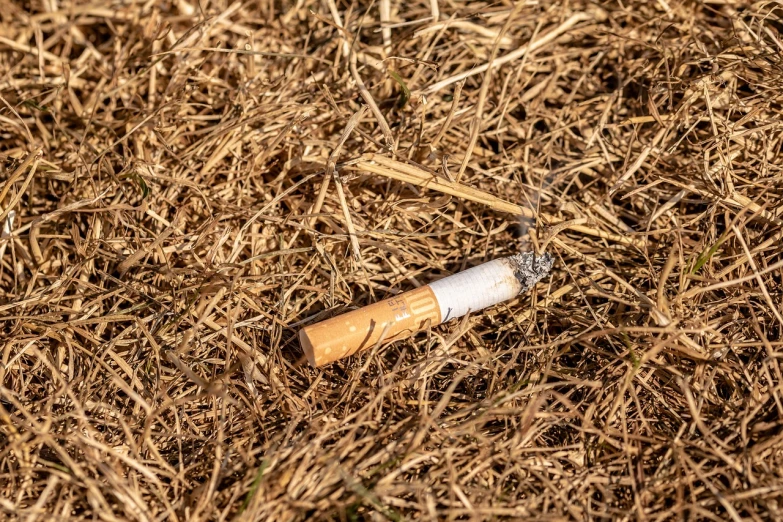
[300,252,553,367]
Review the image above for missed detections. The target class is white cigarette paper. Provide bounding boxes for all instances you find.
[300,252,554,367]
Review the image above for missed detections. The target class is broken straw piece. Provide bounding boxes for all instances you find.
[0,210,16,264]
[299,252,553,367]
[2,210,15,236]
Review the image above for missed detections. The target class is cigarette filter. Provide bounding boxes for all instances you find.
[299,251,553,367]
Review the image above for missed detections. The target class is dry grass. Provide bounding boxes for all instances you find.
[2,0,783,520]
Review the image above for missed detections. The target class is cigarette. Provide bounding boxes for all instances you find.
[299,251,553,367]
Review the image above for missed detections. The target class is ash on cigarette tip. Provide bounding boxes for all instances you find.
[508,251,554,293]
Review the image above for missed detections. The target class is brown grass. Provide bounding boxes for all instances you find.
[2,0,783,520]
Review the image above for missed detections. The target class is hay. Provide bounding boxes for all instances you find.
[1,0,782,520]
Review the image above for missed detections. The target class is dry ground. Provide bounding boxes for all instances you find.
[2,0,783,520]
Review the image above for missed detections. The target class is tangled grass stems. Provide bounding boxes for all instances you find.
[1,0,782,520]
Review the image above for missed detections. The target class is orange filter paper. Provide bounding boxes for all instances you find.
[299,286,442,367]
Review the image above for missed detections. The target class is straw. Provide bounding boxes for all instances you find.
[2,0,782,519]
